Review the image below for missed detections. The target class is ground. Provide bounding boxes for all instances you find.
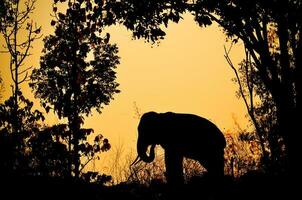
[0,172,294,200]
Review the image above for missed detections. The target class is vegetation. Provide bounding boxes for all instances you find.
[1,0,115,184]
[30,0,119,179]
[0,0,41,133]
[0,0,296,199]
[0,0,45,176]
[0,72,3,99]
[105,0,301,176]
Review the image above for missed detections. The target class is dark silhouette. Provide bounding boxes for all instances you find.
[0,0,45,178]
[1,1,114,194]
[0,0,298,199]
[108,0,302,177]
[134,111,226,185]
[30,0,119,179]
[0,0,41,135]
[0,72,3,99]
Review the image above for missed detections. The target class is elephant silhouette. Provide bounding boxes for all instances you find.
[134,111,226,185]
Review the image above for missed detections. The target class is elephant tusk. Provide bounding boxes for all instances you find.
[130,155,142,167]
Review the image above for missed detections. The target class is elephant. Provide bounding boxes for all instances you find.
[134,111,226,185]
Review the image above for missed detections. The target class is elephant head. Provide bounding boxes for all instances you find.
[136,112,159,163]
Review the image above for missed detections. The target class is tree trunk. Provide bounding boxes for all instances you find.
[71,54,81,179]
[275,87,297,176]
[70,115,80,179]
[293,27,302,178]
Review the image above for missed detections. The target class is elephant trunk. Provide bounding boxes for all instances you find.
[137,139,155,163]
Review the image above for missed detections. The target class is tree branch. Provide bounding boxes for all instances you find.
[18,66,33,75]
[224,45,250,111]
[79,156,94,174]
[18,72,28,84]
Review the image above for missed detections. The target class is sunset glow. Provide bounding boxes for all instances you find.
[0,0,248,173]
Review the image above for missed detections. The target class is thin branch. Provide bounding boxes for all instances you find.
[18,72,28,84]
[224,45,250,111]
[245,48,254,113]
[225,45,269,163]
[17,25,33,66]
[79,156,94,173]
[9,57,16,83]
[18,66,33,75]
[3,31,15,56]
[17,0,36,24]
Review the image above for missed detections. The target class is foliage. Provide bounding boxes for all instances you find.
[110,146,212,185]
[121,129,262,184]
[0,91,44,176]
[0,72,3,99]
[28,124,111,183]
[30,1,120,119]
[81,171,112,184]
[0,0,9,28]
[0,91,44,132]
[0,0,41,90]
[28,124,70,178]
[106,0,302,175]
[30,0,119,178]
[227,49,286,172]
[224,130,263,178]
[0,0,41,134]
[127,148,166,185]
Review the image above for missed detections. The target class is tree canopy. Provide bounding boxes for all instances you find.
[30,0,119,179]
[104,0,302,176]
[30,1,120,119]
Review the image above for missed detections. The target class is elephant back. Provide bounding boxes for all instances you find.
[161,112,226,150]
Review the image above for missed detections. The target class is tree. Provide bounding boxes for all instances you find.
[0,0,44,176]
[0,72,3,100]
[225,45,284,172]
[105,0,302,176]
[0,0,7,23]
[30,0,119,179]
[0,0,41,133]
[0,91,44,176]
[28,123,111,184]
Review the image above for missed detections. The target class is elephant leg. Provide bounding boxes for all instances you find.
[164,149,184,186]
[206,151,225,177]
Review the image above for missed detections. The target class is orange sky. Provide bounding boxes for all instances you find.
[0,1,248,175]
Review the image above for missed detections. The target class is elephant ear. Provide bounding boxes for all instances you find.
[145,112,170,143]
[139,112,157,131]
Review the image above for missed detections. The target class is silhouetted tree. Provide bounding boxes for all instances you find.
[225,46,284,172]
[30,0,119,179]
[0,0,41,133]
[0,72,3,99]
[28,124,70,178]
[0,0,44,177]
[28,123,110,183]
[105,0,302,176]
[0,91,44,176]
[0,0,7,28]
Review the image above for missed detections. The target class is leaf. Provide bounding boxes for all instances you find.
[34,27,41,34]
[104,32,110,43]
[45,106,51,113]
[58,13,65,20]
[51,20,56,26]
